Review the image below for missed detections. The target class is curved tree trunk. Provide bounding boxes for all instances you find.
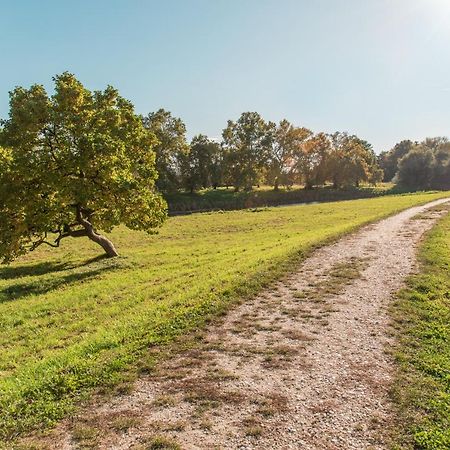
[76,205,119,257]
[86,230,118,257]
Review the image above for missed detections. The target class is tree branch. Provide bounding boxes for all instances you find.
[29,225,89,253]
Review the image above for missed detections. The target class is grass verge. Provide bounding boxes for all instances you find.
[0,191,448,445]
[391,204,450,449]
[165,183,403,214]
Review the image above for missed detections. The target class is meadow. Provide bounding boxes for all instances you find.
[392,205,450,449]
[165,183,399,214]
[0,191,449,443]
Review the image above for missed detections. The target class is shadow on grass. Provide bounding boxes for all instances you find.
[0,255,118,304]
[0,255,109,280]
[0,261,73,280]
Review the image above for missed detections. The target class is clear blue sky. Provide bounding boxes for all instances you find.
[1,0,449,152]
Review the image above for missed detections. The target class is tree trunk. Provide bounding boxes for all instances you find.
[86,230,118,257]
[274,177,279,191]
[76,205,119,257]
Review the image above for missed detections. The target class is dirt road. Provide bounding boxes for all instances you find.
[34,198,450,450]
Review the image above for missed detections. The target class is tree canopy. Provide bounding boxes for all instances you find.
[1,72,447,264]
[0,73,167,262]
[396,146,435,189]
[396,139,450,190]
[268,120,312,190]
[378,140,414,182]
[143,109,189,193]
[151,111,385,194]
[222,112,275,191]
[181,134,222,193]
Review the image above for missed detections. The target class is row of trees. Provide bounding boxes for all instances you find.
[379,137,450,189]
[0,72,447,261]
[0,73,383,263]
[144,110,383,193]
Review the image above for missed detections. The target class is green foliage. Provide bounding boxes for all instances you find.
[181,134,222,192]
[222,112,274,191]
[146,436,181,449]
[219,118,383,193]
[382,137,450,190]
[137,109,387,195]
[0,73,167,261]
[0,192,447,443]
[267,119,312,189]
[378,140,414,182]
[292,132,329,189]
[434,145,450,189]
[392,207,450,449]
[327,132,378,188]
[397,146,436,189]
[142,108,189,192]
[166,183,403,214]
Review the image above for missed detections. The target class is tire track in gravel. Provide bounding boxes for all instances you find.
[29,198,450,450]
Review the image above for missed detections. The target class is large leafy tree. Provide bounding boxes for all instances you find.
[181,135,222,193]
[222,112,274,191]
[381,136,449,190]
[326,132,378,188]
[397,145,435,189]
[143,109,189,193]
[378,140,414,182]
[433,142,450,189]
[354,138,384,186]
[0,73,167,262]
[267,119,312,190]
[291,132,330,189]
[396,138,450,190]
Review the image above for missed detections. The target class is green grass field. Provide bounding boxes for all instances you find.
[0,191,449,443]
[165,183,399,213]
[392,204,450,450]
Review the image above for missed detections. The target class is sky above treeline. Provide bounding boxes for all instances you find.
[1,0,449,153]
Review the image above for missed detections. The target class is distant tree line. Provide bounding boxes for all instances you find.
[379,137,450,190]
[143,110,383,193]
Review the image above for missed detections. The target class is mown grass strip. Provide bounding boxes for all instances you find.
[165,182,400,214]
[392,204,450,450]
[0,191,448,444]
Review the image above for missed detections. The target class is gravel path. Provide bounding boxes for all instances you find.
[32,199,450,450]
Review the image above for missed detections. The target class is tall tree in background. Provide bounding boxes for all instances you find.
[267,120,312,190]
[356,138,384,185]
[292,132,329,189]
[327,132,374,188]
[0,73,167,262]
[395,138,450,190]
[433,142,450,189]
[143,109,189,192]
[210,141,224,189]
[396,145,435,189]
[378,140,414,182]
[222,112,274,191]
[181,135,222,192]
